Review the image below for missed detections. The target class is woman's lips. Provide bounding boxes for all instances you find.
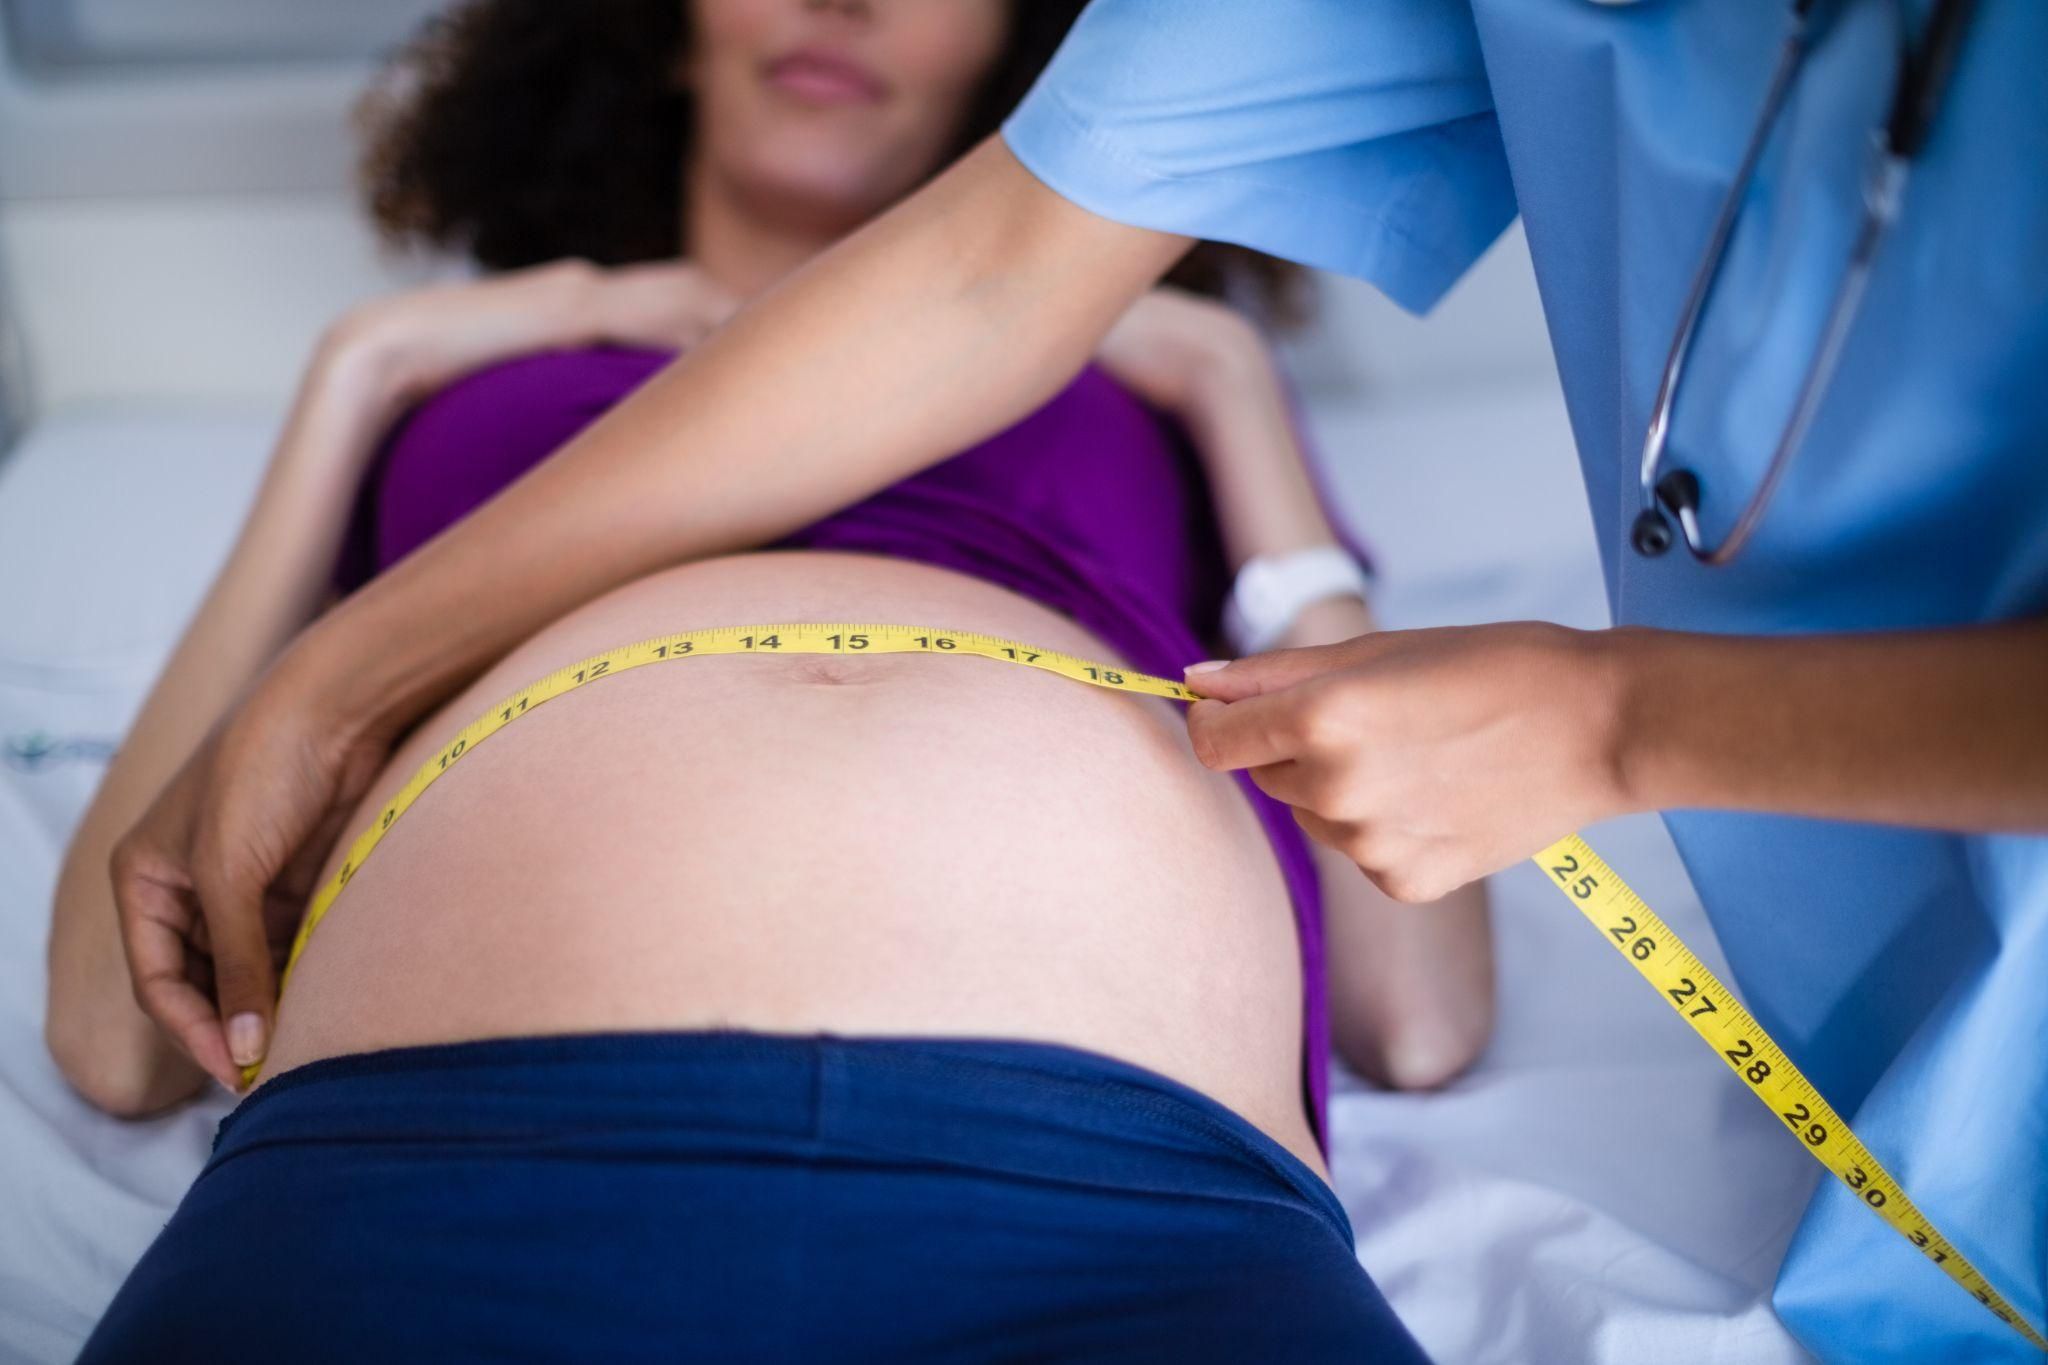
[764,49,888,106]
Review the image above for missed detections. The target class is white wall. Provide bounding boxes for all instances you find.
[1282,222,1558,401]
[2,204,1558,419]
[0,195,440,414]
[0,7,442,421]
[0,5,1559,422]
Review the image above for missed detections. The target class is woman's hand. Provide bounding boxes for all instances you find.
[1184,623,1634,903]
[109,642,393,1088]
[575,259,743,352]
[325,258,740,412]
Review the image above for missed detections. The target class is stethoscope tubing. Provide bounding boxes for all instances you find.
[1629,0,1978,566]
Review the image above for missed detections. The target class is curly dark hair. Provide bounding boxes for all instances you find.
[356,0,1305,323]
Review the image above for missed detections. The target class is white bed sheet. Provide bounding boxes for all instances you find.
[0,394,1814,1363]
[0,409,271,1364]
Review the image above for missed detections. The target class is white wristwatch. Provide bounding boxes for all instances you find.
[1221,545,1373,655]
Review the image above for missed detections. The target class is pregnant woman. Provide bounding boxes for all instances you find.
[53,1,1489,1356]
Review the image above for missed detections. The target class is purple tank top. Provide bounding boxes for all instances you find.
[332,346,1333,1149]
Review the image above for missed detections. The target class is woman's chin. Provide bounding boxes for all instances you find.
[721,155,923,231]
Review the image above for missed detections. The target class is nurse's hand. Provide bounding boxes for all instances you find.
[1184,623,1633,902]
[109,643,391,1089]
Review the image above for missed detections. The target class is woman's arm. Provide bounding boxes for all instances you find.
[53,260,740,1113]
[1094,287,1340,569]
[1099,292,1493,1088]
[110,136,1191,1088]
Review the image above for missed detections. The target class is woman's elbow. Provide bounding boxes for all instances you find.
[44,1004,195,1119]
[1375,1015,1493,1092]
[1340,991,1496,1093]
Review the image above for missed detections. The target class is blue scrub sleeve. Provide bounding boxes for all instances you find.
[1001,0,1518,314]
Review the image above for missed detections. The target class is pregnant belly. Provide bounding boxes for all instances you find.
[263,551,1317,1172]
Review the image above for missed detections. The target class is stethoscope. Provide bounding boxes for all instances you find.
[1629,0,1980,564]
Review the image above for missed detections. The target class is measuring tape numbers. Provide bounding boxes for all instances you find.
[242,620,2043,1350]
[1535,835,2044,1350]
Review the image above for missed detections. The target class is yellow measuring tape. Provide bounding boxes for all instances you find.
[1533,836,2043,1350]
[247,620,2042,1349]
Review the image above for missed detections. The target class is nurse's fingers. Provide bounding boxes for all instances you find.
[1183,635,1380,703]
[1243,758,1355,821]
[111,852,238,1090]
[1186,694,1309,772]
[188,835,279,1082]
[1287,808,1447,905]
[1289,806,1356,862]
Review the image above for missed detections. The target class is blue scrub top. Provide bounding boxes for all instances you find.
[1004,2,2048,1361]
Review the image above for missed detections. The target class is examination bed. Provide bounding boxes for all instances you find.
[0,387,1817,1363]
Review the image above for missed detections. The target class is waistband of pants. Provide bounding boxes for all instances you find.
[213,1030,1352,1246]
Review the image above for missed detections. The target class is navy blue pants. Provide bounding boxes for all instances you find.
[81,1032,1429,1362]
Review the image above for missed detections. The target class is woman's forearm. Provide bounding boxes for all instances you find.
[1613,617,2048,831]
[302,138,1189,746]
[1176,339,1344,570]
[46,337,408,1114]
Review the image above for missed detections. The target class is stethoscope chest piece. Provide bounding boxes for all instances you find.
[1630,470,1701,558]
[1628,0,1978,567]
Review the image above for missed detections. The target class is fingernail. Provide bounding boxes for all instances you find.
[227,1013,267,1068]
[1184,660,1229,676]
